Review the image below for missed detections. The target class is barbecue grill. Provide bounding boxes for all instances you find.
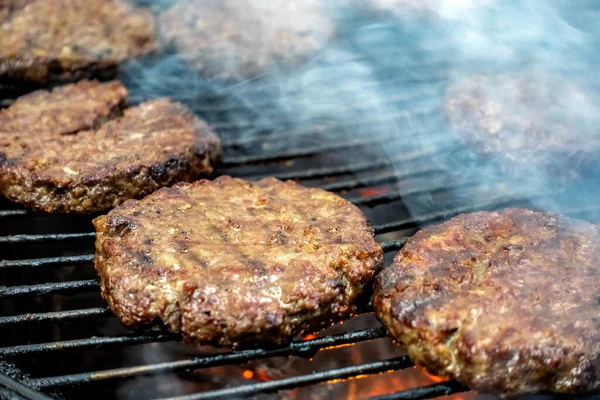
[2,6,600,399]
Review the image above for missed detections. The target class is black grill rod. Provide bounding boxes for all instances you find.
[182,77,444,115]
[372,195,538,235]
[366,380,469,400]
[162,356,414,400]
[209,99,442,131]
[0,332,173,357]
[0,308,110,327]
[0,254,93,269]
[0,232,94,244]
[0,373,52,400]
[0,279,99,298]
[246,144,455,181]
[0,209,29,217]
[29,327,387,388]
[0,240,405,300]
[221,132,407,165]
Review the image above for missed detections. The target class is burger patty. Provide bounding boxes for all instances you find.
[444,74,600,179]
[0,80,220,213]
[158,0,334,81]
[374,208,600,396]
[0,0,155,83]
[93,176,384,348]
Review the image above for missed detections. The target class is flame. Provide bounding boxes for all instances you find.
[419,367,448,383]
[302,333,316,341]
[242,370,254,379]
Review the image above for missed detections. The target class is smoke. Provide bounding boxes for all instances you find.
[122,0,600,224]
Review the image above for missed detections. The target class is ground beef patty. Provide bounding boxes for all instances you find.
[0,80,220,213]
[93,176,383,348]
[444,74,600,179]
[0,0,155,83]
[374,208,600,396]
[159,0,334,81]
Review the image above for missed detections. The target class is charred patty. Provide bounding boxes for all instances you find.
[0,80,220,213]
[0,0,155,83]
[93,176,384,348]
[158,0,334,81]
[374,208,600,396]
[444,74,600,179]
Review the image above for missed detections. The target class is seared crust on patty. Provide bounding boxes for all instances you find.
[374,208,600,395]
[444,74,600,179]
[93,176,383,348]
[159,0,334,81]
[0,81,220,213]
[0,0,155,83]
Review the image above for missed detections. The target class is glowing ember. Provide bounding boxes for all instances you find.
[302,333,317,341]
[242,370,254,379]
[357,187,389,197]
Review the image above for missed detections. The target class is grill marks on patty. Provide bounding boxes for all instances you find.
[0,80,221,213]
[93,176,384,348]
[374,208,600,396]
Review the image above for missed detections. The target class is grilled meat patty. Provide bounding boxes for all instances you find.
[444,74,600,179]
[0,0,155,83]
[94,176,384,348]
[0,80,220,213]
[374,208,600,396]
[159,0,334,81]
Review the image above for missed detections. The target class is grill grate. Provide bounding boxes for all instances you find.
[3,56,600,400]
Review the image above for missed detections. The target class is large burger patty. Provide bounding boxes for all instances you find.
[0,0,155,83]
[374,208,600,395]
[444,74,600,179]
[93,176,384,348]
[158,0,334,81]
[0,80,220,213]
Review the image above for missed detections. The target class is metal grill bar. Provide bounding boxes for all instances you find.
[164,356,414,400]
[0,232,94,244]
[209,105,441,131]
[0,209,29,218]
[0,255,94,269]
[0,333,173,357]
[0,308,110,327]
[372,196,533,235]
[221,133,403,165]
[366,381,469,400]
[0,280,99,298]
[30,327,387,388]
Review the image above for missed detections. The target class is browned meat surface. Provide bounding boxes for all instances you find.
[94,176,384,348]
[0,81,220,213]
[374,208,600,396]
[0,0,155,82]
[159,0,334,81]
[444,74,600,179]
